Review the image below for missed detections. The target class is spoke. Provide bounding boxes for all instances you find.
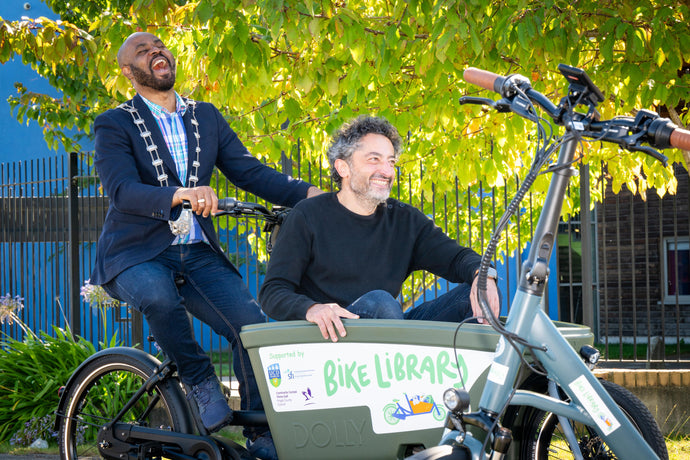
[137,392,161,423]
[70,414,111,427]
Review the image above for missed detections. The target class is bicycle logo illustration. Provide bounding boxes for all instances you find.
[382,392,446,425]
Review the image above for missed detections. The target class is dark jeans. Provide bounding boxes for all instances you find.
[346,284,477,321]
[103,243,266,437]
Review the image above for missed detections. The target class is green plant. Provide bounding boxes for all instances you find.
[0,326,102,444]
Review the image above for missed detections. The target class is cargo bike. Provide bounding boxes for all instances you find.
[56,63,688,460]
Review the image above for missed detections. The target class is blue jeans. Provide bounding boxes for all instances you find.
[103,243,266,437]
[346,284,477,322]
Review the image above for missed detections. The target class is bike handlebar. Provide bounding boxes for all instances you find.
[217,197,272,217]
[463,66,690,153]
[463,67,504,93]
[671,129,690,150]
[215,197,290,232]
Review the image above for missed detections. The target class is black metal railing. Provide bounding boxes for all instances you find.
[2,151,689,368]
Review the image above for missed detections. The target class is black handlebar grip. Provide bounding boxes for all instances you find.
[464,67,505,93]
[217,197,237,211]
[671,128,690,151]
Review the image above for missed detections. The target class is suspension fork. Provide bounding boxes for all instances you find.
[548,380,585,460]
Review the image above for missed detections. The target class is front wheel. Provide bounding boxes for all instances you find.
[523,379,668,460]
[432,404,446,422]
[57,348,192,460]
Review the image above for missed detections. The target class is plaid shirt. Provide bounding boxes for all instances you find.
[141,93,207,245]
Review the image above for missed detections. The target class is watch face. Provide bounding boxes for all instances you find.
[487,268,498,280]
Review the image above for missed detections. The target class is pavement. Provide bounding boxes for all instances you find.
[0,456,59,459]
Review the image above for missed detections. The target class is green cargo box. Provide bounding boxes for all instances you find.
[240,319,593,460]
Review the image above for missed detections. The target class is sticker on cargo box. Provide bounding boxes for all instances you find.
[258,342,494,434]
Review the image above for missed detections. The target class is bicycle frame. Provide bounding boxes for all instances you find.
[472,135,660,458]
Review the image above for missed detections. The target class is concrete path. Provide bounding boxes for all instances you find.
[0,455,59,459]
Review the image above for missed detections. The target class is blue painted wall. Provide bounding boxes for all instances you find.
[0,1,66,164]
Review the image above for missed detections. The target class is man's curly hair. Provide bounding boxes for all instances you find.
[326,115,402,188]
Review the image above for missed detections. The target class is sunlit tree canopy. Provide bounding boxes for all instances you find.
[1,0,688,270]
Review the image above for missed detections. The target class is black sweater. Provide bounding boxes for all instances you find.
[258,193,482,320]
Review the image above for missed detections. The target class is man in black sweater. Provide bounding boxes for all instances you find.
[259,116,500,342]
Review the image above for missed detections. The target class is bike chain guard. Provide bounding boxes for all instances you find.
[97,423,225,460]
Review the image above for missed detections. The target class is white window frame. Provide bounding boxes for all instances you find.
[662,237,690,305]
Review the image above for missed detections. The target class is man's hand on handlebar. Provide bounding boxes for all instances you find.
[172,186,218,218]
[470,277,500,324]
[305,303,360,342]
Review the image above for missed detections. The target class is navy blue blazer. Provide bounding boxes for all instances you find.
[90,94,310,285]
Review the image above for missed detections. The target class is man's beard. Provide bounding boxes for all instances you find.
[349,169,392,208]
[129,58,176,91]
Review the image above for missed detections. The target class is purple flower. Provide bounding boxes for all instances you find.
[0,293,25,325]
[80,279,120,309]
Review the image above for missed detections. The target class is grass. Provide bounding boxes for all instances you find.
[0,443,59,456]
[0,427,247,457]
[209,349,234,378]
[595,341,690,361]
[668,435,690,460]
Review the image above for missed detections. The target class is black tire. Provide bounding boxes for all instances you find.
[523,379,668,460]
[58,349,192,460]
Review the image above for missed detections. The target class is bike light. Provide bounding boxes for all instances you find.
[443,388,470,413]
[579,345,600,365]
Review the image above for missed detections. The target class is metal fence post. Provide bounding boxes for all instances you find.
[579,163,594,333]
[132,309,144,349]
[280,151,292,176]
[68,152,81,336]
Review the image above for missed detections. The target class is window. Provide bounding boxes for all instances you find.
[663,237,690,304]
[557,215,598,325]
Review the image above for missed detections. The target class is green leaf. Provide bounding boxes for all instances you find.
[308,18,321,38]
[469,27,481,55]
[655,48,666,67]
[325,71,339,95]
[295,71,313,93]
[600,33,614,63]
[350,42,366,66]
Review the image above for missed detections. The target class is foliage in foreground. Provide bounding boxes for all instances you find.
[0,327,100,444]
[0,0,687,197]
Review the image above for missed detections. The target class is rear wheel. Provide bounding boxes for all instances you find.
[58,349,191,460]
[383,403,400,425]
[524,379,668,460]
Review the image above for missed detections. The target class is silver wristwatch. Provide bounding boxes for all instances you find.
[474,267,498,280]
